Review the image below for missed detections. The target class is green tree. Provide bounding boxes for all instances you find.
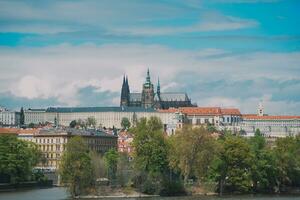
[69,120,77,128]
[104,148,119,183]
[121,117,131,130]
[86,117,96,128]
[0,135,41,183]
[20,107,25,126]
[249,131,277,192]
[274,136,300,191]
[28,123,35,128]
[207,124,217,133]
[169,126,217,184]
[60,136,94,197]
[132,117,169,194]
[209,135,253,194]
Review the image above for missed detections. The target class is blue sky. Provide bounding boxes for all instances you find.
[0,0,300,114]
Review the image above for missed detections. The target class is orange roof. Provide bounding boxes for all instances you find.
[0,128,39,135]
[0,128,18,135]
[179,107,222,115]
[243,115,300,120]
[221,108,241,115]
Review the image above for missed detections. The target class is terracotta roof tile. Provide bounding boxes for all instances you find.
[221,108,241,115]
[179,107,222,115]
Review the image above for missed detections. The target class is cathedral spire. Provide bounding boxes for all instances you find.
[120,74,129,106]
[157,77,161,96]
[126,75,130,94]
[146,68,151,84]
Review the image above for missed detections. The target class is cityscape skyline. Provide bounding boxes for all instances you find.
[0,0,300,115]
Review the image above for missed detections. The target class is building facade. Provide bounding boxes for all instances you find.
[24,106,178,135]
[120,69,195,109]
[0,110,20,126]
[33,128,117,170]
[160,107,242,132]
[239,104,300,137]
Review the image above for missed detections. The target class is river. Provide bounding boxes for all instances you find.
[0,187,299,200]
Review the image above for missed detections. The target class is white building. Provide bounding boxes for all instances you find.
[0,110,20,126]
[24,108,47,125]
[240,115,300,137]
[159,107,242,132]
[240,103,300,137]
[24,107,178,135]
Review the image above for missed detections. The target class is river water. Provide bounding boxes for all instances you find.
[0,187,299,200]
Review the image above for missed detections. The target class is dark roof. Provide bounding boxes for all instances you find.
[46,106,156,113]
[160,93,189,101]
[27,108,46,112]
[38,128,117,138]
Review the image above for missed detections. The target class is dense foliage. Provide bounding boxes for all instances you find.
[131,117,184,195]
[60,136,95,197]
[0,135,41,183]
[104,148,119,182]
[121,117,131,130]
[208,132,300,194]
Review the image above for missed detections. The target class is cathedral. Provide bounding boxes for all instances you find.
[120,69,195,109]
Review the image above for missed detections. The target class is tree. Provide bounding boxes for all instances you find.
[169,126,217,184]
[104,148,119,183]
[77,119,86,129]
[249,131,277,192]
[209,135,253,194]
[69,120,77,128]
[122,117,132,130]
[274,136,300,191]
[20,107,25,126]
[86,117,96,128]
[28,123,35,128]
[207,124,217,133]
[121,117,131,130]
[132,117,170,194]
[60,136,94,197]
[0,135,41,183]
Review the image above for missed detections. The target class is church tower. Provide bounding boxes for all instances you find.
[141,69,155,108]
[120,75,130,106]
[257,101,264,116]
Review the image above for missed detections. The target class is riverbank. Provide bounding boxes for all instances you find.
[1,187,300,200]
[0,180,53,192]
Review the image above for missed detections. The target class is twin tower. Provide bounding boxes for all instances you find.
[120,69,194,109]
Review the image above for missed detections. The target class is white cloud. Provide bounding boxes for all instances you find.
[114,13,258,36]
[0,1,258,35]
[0,43,299,114]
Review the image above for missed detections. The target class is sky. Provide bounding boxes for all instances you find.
[0,0,300,115]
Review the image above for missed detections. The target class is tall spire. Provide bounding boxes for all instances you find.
[120,74,129,106]
[126,75,130,94]
[157,77,161,96]
[146,68,151,84]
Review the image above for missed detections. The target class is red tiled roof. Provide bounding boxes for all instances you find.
[0,128,40,135]
[179,107,222,115]
[158,108,179,113]
[242,115,300,120]
[221,108,241,115]
[0,128,18,135]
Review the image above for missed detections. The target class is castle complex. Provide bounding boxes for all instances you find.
[120,69,195,109]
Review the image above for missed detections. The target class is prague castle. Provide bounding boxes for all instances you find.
[120,69,195,109]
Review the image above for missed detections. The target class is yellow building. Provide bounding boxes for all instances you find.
[34,128,117,170]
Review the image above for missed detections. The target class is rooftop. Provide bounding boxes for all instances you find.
[37,128,117,138]
[46,106,156,113]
